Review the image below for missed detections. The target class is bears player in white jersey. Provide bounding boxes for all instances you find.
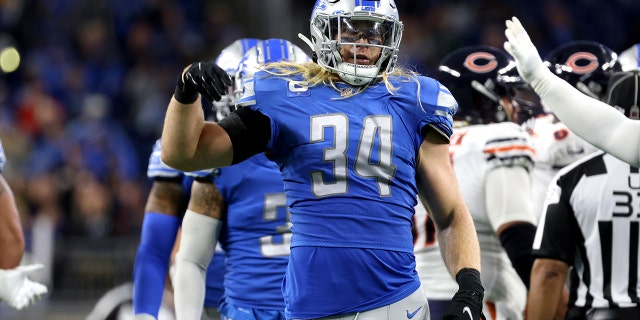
[432,45,538,320]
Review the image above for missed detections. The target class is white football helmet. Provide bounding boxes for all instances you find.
[234,38,311,101]
[309,0,403,86]
[212,38,261,121]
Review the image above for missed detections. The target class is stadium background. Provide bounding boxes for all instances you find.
[0,0,638,319]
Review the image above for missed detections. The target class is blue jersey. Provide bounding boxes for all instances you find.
[238,72,456,318]
[145,139,226,308]
[215,153,289,311]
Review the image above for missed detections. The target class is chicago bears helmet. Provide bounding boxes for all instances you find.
[436,45,518,125]
[234,38,311,101]
[212,38,261,121]
[605,70,640,120]
[544,40,621,100]
[309,0,403,86]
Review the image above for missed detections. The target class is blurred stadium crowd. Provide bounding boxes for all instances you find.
[0,0,639,316]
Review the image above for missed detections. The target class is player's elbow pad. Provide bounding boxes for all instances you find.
[499,222,537,289]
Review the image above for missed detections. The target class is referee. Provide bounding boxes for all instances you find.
[528,70,640,320]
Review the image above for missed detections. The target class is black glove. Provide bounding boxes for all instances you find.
[442,268,486,320]
[174,62,233,104]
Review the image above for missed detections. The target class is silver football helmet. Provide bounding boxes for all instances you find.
[212,38,261,121]
[234,38,311,101]
[309,0,403,86]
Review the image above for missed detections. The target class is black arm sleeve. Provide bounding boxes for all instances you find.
[499,222,537,289]
[217,107,271,164]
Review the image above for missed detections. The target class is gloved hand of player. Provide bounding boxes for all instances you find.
[503,16,546,84]
[442,268,486,320]
[0,264,48,310]
[174,62,233,104]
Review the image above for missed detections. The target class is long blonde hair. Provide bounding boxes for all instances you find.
[262,61,419,99]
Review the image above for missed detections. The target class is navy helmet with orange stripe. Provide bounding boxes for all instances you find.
[544,40,621,101]
[436,45,524,125]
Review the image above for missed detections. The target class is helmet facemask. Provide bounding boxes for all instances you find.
[310,1,403,86]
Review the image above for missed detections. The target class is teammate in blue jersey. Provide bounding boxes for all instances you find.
[133,139,227,320]
[161,1,485,319]
[132,38,261,320]
[173,38,310,320]
[0,139,48,311]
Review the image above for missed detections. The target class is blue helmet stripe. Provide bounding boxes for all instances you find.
[240,38,260,55]
[262,39,285,63]
[356,0,380,7]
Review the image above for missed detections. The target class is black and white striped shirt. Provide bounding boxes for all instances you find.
[533,150,640,309]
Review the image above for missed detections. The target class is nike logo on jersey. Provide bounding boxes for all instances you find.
[463,306,473,320]
[406,306,422,319]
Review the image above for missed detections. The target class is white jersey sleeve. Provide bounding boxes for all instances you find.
[527,65,640,167]
[450,122,535,235]
[449,123,530,317]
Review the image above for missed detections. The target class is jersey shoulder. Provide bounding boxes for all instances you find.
[456,122,535,170]
[389,75,457,138]
[237,71,301,108]
[391,75,457,115]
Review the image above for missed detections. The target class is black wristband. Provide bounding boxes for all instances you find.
[456,268,484,293]
[173,74,199,104]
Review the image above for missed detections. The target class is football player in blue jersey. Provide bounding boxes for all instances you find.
[161,1,485,319]
[0,139,48,311]
[132,38,261,320]
[173,38,310,320]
